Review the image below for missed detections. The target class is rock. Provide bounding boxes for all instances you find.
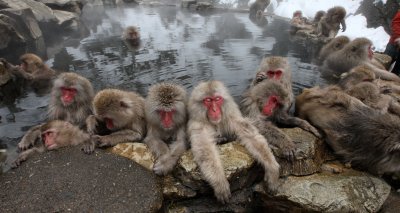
[111,142,261,199]
[0,15,26,49]
[53,10,79,32]
[356,0,398,34]
[109,142,155,171]
[0,8,43,40]
[0,147,163,212]
[181,0,197,8]
[255,170,391,213]
[0,0,57,24]
[380,191,400,213]
[276,128,333,176]
[36,0,83,15]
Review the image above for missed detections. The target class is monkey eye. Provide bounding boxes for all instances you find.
[215,96,221,101]
[204,98,212,102]
[370,46,376,51]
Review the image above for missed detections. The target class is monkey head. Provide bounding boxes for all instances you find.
[250,80,289,117]
[327,6,346,22]
[19,53,44,73]
[332,36,350,49]
[313,10,326,23]
[189,81,236,125]
[123,26,140,41]
[40,120,74,150]
[255,56,289,85]
[146,82,187,130]
[53,73,94,107]
[344,38,374,61]
[93,89,139,131]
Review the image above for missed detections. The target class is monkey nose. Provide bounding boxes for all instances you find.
[371,46,376,51]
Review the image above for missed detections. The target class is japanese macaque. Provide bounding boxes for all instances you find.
[0,59,12,86]
[18,72,94,153]
[249,0,270,20]
[313,10,326,25]
[241,80,321,161]
[289,10,313,35]
[144,83,188,175]
[122,26,140,44]
[252,56,293,111]
[188,81,280,203]
[13,120,91,167]
[17,53,56,81]
[318,35,350,63]
[48,72,94,128]
[317,6,346,38]
[86,89,146,152]
[296,86,400,175]
[321,37,400,82]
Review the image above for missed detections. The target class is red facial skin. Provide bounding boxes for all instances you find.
[266,70,283,80]
[368,46,373,60]
[159,110,175,129]
[262,95,279,116]
[104,118,114,130]
[203,95,224,123]
[42,130,58,150]
[61,87,77,105]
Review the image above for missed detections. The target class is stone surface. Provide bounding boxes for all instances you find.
[53,9,79,31]
[276,128,331,176]
[0,15,26,49]
[0,8,43,40]
[162,175,197,200]
[0,147,162,212]
[110,142,155,170]
[0,0,57,23]
[379,191,400,213]
[37,0,83,15]
[255,170,391,213]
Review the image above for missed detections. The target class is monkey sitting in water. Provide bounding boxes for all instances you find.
[122,26,141,47]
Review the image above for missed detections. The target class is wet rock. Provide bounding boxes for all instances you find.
[0,147,163,212]
[162,175,197,200]
[380,190,400,213]
[166,187,255,213]
[255,170,391,213]
[53,9,79,32]
[181,0,197,8]
[0,8,43,40]
[0,0,57,24]
[0,15,26,49]
[109,142,155,170]
[275,128,332,176]
[36,0,83,15]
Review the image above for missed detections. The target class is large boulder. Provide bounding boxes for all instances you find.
[0,147,163,212]
[0,15,26,49]
[53,9,80,32]
[255,170,391,212]
[0,0,57,24]
[0,8,42,40]
[36,0,83,15]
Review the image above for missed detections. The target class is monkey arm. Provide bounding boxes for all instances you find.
[96,129,143,147]
[85,115,98,135]
[256,120,296,161]
[18,125,42,151]
[144,127,170,159]
[370,65,400,83]
[341,20,346,32]
[152,128,188,175]
[388,99,400,116]
[12,146,46,168]
[235,119,280,192]
[274,112,322,138]
[189,122,231,204]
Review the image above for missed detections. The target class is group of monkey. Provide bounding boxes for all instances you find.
[2,5,400,203]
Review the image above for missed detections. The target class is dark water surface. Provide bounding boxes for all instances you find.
[0,5,325,172]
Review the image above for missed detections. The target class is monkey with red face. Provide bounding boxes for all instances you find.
[252,56,293,112]
[188,80,280,203]
[144,82,188,175]
[13,120,91,167]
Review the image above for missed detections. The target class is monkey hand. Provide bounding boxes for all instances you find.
[280,142,296,162]
[11,153,29,168]
[214,180,231,204]
[17,140,33,151]
[263,176,281,195]
[81,139,96,154]
[153,154,176,175]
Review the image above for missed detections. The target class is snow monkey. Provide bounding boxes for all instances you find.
[252,56,293,112]
[144,82,188,175]
[318,35,350,63]
[317,6,346,38]
[188,80,280,203]
[18,72,94,153]
[86,89,146,152]
[321,37,400,82]
[241,80,321,161]
[13,120,91,167]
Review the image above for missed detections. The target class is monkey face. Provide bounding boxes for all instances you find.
[60,87,77,106]
[261,95,280,116]
[42,129,58,150]
[203,95,224,124]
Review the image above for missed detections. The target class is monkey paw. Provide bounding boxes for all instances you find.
[153,156,176,176]
[11,156,27,168]
[81,140,96,154]
[92,135,112,148]
[214,181,231,204]
[282,145,296,162]
[17,141,32,151]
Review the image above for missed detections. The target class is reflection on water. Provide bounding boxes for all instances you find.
[0,5,325,172]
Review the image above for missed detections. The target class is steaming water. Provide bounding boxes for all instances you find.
[0,5,326,172]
